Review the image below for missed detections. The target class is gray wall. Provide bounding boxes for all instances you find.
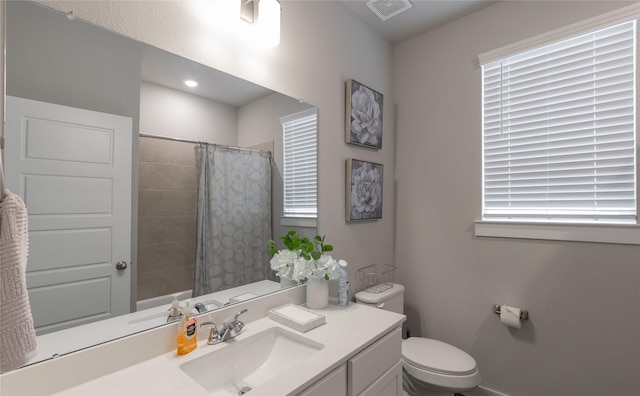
[393,1,640,395]
[139,81,238,145]
[5,0,140,121]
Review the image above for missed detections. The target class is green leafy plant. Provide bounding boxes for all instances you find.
[268,230,333,260]
[268,230,336,281]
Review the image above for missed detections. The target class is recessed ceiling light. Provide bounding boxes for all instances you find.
[184,80,198,88]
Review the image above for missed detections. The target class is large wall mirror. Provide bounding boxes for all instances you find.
[3,0,317,368]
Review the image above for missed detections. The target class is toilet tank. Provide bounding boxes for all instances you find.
[354,283,404,314]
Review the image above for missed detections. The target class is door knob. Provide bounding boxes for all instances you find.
[116,261,128,271]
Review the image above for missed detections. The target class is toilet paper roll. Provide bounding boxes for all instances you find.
[500,305,522,329]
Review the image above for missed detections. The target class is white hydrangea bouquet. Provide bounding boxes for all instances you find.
[268,231,341,282]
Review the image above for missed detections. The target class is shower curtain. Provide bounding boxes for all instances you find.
[193,146,272,297]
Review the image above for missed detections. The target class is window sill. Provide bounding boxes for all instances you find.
[474,220,640,245]
[280,216,317,228]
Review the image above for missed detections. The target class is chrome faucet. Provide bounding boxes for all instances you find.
[200,309,248,345]
[193,302,208,314]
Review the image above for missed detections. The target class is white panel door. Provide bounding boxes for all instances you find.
[5,96,132,335]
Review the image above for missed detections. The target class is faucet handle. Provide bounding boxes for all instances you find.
[233,309,248,321]
[232,320,245,335]
[229,309,247,336]
[200,321,221,344]
[223,308,248,326]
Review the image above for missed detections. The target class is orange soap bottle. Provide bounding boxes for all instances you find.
[177,301,198,355]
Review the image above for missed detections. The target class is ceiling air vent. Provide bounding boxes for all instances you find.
[365,0,413,21]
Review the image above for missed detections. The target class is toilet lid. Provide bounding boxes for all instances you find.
[402,338,477,376]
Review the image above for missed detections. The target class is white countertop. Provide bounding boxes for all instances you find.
[30,280,283,366]
[52,302,405,396]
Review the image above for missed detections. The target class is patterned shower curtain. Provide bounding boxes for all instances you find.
[192,145,272,297]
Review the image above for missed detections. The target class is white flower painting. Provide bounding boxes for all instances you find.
[346,79,383,149]
[346,159,383,221]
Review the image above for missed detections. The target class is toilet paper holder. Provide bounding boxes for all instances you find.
[493,304,529,321]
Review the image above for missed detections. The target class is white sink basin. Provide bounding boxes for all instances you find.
[180,327,324,395]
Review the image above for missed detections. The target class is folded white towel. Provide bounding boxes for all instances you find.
[0,190,37,372]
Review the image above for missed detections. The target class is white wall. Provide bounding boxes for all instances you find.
[20,0,395,311]
[140,81,238,145]
[393,1,640,395]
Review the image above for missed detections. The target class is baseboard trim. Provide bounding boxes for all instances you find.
[466,385,510,396]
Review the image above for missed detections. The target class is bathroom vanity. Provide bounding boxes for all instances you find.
[300,327,403,396]
[0,286,406,396]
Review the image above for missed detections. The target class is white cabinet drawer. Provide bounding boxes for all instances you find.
[359,360,403,396]
[298,364,347,396]
[348,327,402,396]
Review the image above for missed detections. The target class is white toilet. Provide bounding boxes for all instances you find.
[355,284,481,396]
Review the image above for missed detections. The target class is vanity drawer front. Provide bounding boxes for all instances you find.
[359,360,403,396]
[348,327,402,396]
[298,364,347,396]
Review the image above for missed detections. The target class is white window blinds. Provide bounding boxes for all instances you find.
[481,20,637,223]
[281,109,318,218]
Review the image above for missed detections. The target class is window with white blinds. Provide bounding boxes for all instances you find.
[481,20,637,224]
[281,108,318,218]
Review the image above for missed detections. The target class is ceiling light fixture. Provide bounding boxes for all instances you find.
[184,80,198,88]
[239,0,281,47]
[240,0,256,24]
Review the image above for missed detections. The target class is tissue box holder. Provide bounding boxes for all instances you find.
[268,304,326,333]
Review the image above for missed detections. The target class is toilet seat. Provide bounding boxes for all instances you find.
[402,338,477,375]
[401,338,481,392]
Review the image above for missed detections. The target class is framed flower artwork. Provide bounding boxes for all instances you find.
[346,159,383,222]
[345,79,383,150]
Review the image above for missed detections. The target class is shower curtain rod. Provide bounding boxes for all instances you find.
[139,133,271,156]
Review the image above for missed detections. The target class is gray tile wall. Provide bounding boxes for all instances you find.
[137,137,196,300]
